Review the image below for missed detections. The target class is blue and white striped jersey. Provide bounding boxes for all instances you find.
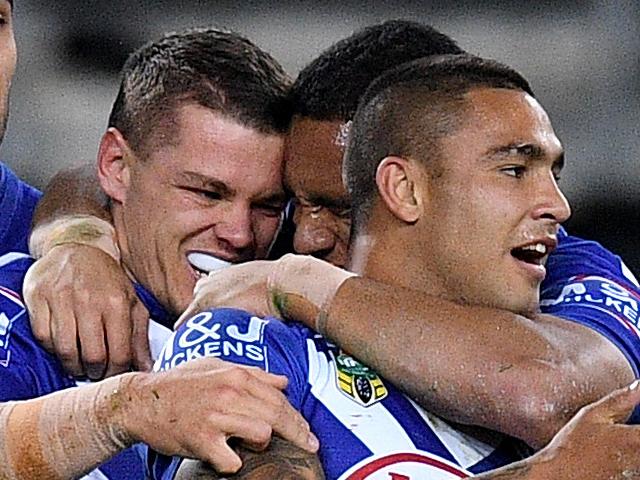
[145,231,640,479]
[148,310,527,479]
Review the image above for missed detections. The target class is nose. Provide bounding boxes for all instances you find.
[292,208,337,258]
[215,203,254,251]
[531,173,572,224]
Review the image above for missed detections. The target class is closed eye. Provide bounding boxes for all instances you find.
[182,187,223,201]
[254,203,285,218]
[501,166,526,178]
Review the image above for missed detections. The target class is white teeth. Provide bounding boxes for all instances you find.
[521,243,547,254]
[187,253,231,274]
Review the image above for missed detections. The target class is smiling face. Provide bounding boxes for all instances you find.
[413,87,570,314]
[285,117,352,267]
[105,104,286,315]
[0,0,16,145]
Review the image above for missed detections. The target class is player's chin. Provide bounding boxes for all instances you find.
[509,291,540,316]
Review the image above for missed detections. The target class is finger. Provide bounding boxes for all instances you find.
[51,294,83,377]
[241,371,317,452]
[25,291,54,354]
[244,366,289,390]
[131,300,152,372]
[189,434,243,475]
[210,412,273,453]
[102,299,134,378]
[75,306,108,380]
[586,380,640,424]
[174,301,203,330]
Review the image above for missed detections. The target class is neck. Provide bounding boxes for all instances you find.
[347,219,450,299]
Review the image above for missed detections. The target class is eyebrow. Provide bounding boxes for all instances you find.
[179,170,287,205]
[487,143,565,170]
[178,171,235,196]
[305,193,351,210]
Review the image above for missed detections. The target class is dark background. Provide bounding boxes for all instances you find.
[3,1,639,272]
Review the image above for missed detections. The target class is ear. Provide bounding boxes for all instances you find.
[375,156,422,223]
[97,127,133,204]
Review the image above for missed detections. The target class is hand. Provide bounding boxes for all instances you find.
[538,380,640,478]
[176,260,276,329]
[23,243,152,379]
[478,381,640,479]
[126,357,319,474]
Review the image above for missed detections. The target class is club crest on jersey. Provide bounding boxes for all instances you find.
[335,353,387,407]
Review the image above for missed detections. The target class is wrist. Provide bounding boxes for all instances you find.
[267,254,356,333]
[103,372,146,445]
[29,215,120,261]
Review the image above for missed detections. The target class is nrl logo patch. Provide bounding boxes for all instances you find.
[336,353,387,407]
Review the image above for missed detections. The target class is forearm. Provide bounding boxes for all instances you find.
[0,373,139,479]
[31,164,111,228]
[285,275,633,447]
[176,437,324,480]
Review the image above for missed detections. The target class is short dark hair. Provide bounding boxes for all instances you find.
[289,20,464,122]
[108,27,291,157]
[344,54,533,230]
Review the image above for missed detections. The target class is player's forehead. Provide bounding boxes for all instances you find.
[285,117,346,198]
[439,87,563,167]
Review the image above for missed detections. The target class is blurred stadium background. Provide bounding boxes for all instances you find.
[3,0,639,272]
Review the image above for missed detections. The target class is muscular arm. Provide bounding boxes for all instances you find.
[31,164,111,227]
[180,255,635,449]
[309,277,633,448]
[176,437,324,480]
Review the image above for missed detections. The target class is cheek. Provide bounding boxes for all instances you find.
[253,215,282,248]
[335,218,352,243]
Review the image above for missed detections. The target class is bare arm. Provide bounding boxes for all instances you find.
[31,164,110,227]
[0,358,317,480]
[474,382,640,479]
[175,437,324,480]
[179,256,635,449]
[313,277,633,448]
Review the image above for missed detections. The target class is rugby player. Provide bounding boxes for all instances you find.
[0,21,317,479]
[184,19,640,448]
[149,54,640,479]
[23,17,640,475]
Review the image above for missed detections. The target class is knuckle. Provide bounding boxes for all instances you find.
[82,351,106,367]
[56,344,77,362]
[73,287,92,304]
[106,292,128,310]
[227,366,252,383]
[254,422,273,443]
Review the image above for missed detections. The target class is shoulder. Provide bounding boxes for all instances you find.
[542,230,640,383]
[156,307,316,373]
[546,229,639,288]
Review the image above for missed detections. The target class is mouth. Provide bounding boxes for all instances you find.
[187,252,232,280]
[510,238,557,281]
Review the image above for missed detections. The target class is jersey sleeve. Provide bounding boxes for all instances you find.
[541,232,640,415]
[145,307,311,480]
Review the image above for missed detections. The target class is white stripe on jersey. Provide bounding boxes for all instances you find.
[0,252,30,269]
[306,339,417,453]
[79,468,110,480]
[621,261,640,288]
[407,397,498,469]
